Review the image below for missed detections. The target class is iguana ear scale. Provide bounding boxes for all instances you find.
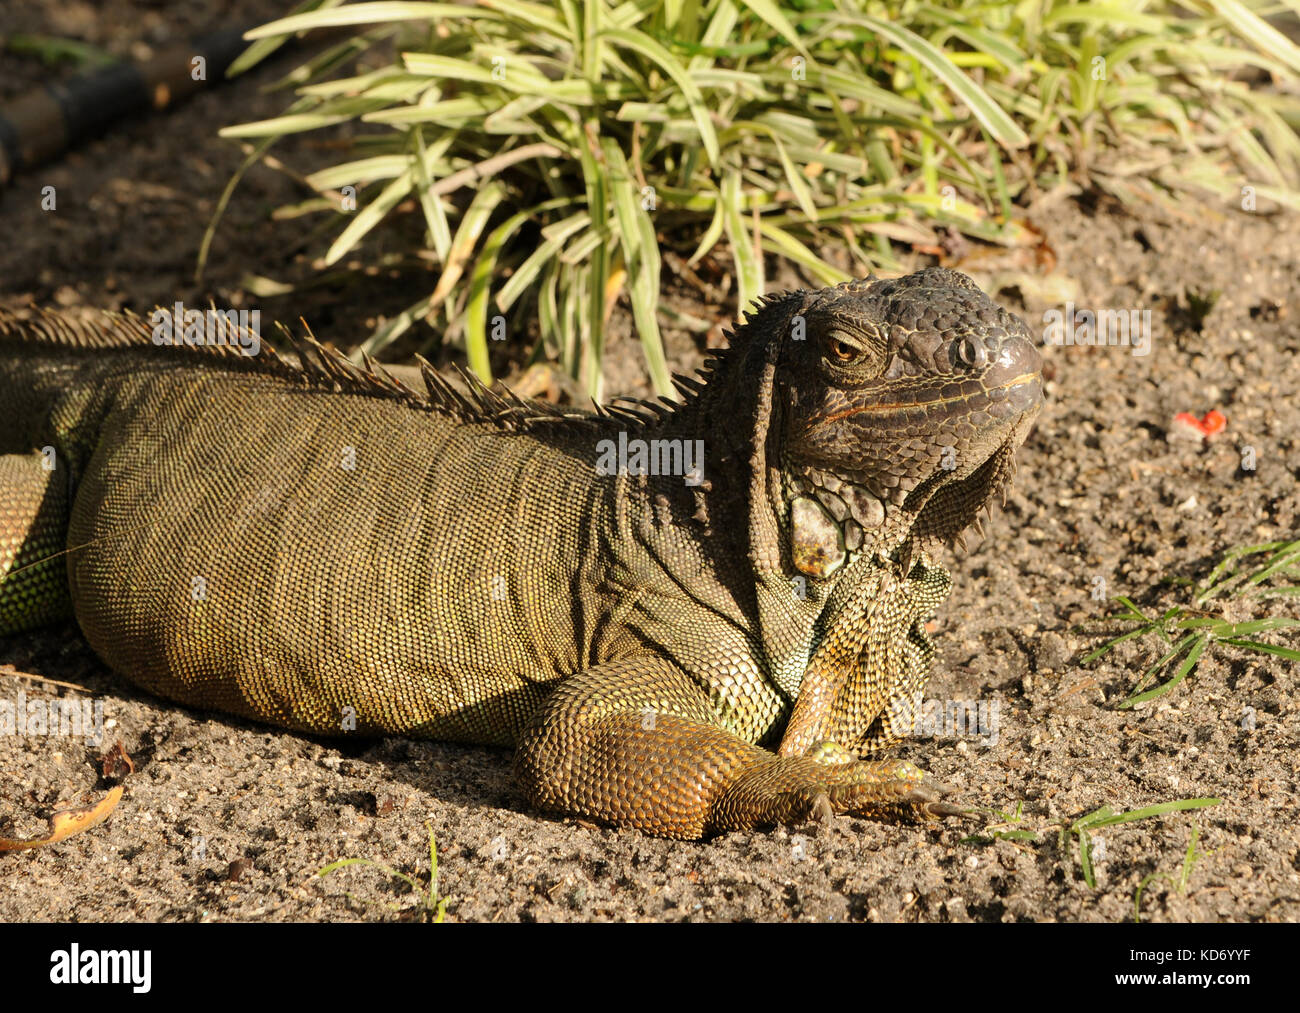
[790,496,846,578]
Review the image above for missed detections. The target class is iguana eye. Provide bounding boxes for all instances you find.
[826,332,865,364]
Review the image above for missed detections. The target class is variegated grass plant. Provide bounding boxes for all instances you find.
[205,0,1300,396]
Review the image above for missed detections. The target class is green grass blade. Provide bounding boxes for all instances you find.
[1078,829,1095,888]
[196,134,281,281]
[602,27,720,165]
[431,180,507,328]
[721,170,762,317]
[735,0,807,56]
[1081,622,1157,664]
[758,222,850,285]
[466,205,546,381]
[1080,798,1222,829]
[602,137,670,394]
[1117,633,1208,709]
[244,2,495,38]
[687,196,726,267]
[1206,0,1300,74]
[826,13,1028,148]
[324,169,416,266]
[228,0,349,77]
[355,290,438,358]
[1217,638,1300,662]
[497,212,589,311]
[1221,617,1300,635]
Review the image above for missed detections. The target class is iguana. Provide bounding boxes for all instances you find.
[0,268,1042,839]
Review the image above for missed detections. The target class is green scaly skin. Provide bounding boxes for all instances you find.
[0,269,1042,839]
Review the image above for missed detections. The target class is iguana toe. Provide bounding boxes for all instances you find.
[918,799,969,819]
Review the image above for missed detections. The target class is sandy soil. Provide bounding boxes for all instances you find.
[1,0,1296,922]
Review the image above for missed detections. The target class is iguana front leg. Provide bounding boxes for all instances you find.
[780,557,951,759]
[515,656,954,839]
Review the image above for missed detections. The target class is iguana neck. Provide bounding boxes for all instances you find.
[616,303,831,681]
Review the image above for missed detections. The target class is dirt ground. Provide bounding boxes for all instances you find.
[1,0,1296,922]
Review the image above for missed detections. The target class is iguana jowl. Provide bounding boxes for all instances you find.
[0,268,1042,839]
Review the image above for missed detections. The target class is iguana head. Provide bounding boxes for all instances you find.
[752,268,1042,578]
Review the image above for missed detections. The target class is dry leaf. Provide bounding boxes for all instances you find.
[0,786,124,852]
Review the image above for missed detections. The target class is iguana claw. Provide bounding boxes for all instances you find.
[898,781,968,819]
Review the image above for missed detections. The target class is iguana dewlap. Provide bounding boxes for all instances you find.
[0,269,1042,838]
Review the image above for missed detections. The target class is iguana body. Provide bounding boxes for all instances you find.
[0,270,1042,838]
